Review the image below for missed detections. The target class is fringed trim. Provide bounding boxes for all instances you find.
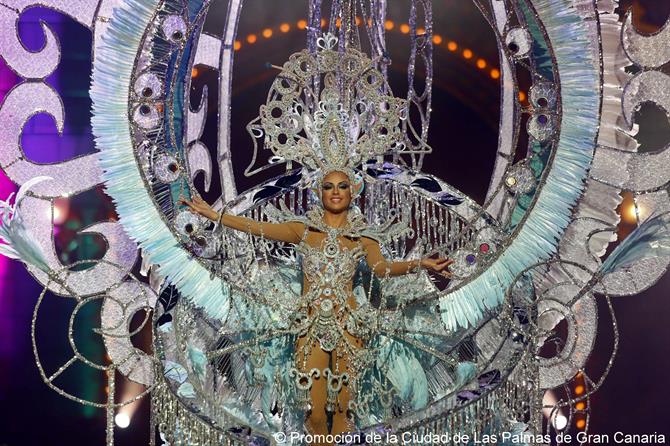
[153,382,263,446]
[439,0,601,331]
[90,0,231,321]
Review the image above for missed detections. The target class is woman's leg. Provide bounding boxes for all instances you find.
[296,335,331,443]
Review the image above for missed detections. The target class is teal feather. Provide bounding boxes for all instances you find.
[0,176,52,273]
[601,211,670,274]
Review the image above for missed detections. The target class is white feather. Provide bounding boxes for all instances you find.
[0,177,53,273]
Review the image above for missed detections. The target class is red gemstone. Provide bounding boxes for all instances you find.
[479,243,490,253]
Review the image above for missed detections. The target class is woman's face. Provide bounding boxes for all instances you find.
[321,171,352,214]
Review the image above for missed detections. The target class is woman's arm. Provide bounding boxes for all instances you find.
[179,196,304,244]
[361,237,453,278]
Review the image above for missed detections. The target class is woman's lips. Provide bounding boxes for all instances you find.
[330,197,342,203]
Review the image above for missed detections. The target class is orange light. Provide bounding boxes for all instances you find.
[519,91,527,102]
[463,49,473,59]
[576,402,586,410]
[246,34,257,44]
[575,385,585,395]
[417,27,425,35]
[335,17,341,28]
[262,28,273,38]
[432,34,443,45]
[367,18,372,26]
[490,68,501,79]
[297,20,307,30]
[447,41,458,51]
[280,23,290,33]
[355,16,362,26]
[321,18,326,27]
[576,419,586,429]
[385,20,394,30]
[234,40,241,51]
[477,59,487,69]
[191,67,199,78]
[400,23,410,34]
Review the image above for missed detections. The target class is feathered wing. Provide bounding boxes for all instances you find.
[0,177,53,273]
[600,211,670,274]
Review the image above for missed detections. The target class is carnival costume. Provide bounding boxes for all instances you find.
[2,0,670,445]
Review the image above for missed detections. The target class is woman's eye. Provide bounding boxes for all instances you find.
[323,184,333,190]
[339,184,350,190]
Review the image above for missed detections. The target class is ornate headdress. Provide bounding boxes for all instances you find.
[246,33,415,190]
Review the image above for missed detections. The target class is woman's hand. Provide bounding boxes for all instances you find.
[420,257,454,278]
[178,196,219,221]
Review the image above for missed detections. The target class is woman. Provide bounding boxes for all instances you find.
[181,170,453,441]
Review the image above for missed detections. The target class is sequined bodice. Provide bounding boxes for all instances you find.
[292,228,374,356]
[298,237,364,289]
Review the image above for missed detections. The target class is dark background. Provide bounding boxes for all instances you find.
[0,0,669,444]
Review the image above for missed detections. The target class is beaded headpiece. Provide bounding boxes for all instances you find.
[245,33,421,192]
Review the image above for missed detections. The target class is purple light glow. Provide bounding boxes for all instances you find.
[0,59,18,359]
[0,8,64,360]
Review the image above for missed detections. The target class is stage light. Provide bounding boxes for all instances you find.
[336,18,341,28]
[355,17,362,26]
[463,49,473,59]
[262,28,273,38]
[52,198,69,224]
[519,91,527,102]
[447,41,458,51]
[490,68,500,79]
[576,402,586,410]
[575,385,584,395]
[553,414,568,430]
[234,40,241,51]
[576,419,586,429]
[400,24,410,34]
[115,413,130,429]
[627,202,644,221]
[433,34,443,45]
[321,18,326,27]
[297,20,307,30]
[246,34,257,44]
[191,67,199,78]
[417,27,425,35]
[280,23,290,33]
[477,59,486,69]
[385,20,394,30]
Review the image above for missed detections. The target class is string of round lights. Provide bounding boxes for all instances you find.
[231,18,502,81]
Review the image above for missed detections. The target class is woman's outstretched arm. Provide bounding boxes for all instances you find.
[361,237,453,278]
[179,196,304,244]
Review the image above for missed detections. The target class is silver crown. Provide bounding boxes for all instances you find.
[246,33,425,179]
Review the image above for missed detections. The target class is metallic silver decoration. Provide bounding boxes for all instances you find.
[2,0,670,444]
[153,154,181,183]
[622,70,670,130]
[186,141,213,192]
[101,281,158,386]
[133,103,161,129]
[505,27,532,58]
[161,14,187,43]
[527,112,556,142]
[134,72,163,99]
[504,164,536,195]
[622,11,670,68]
